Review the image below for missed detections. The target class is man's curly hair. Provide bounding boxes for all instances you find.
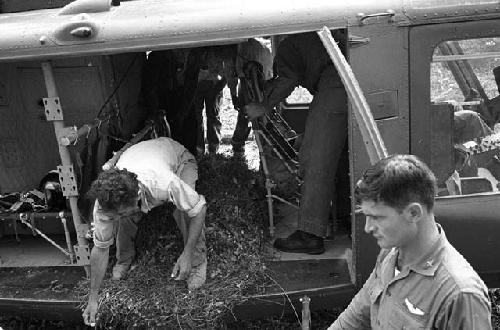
[87,168,139,211]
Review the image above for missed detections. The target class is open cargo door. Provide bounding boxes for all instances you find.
[346,21,411,284]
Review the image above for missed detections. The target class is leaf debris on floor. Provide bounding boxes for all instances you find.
[77,153,277,329]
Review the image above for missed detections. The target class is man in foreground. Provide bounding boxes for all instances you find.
[328,154,491,329]
[82,137,207,326]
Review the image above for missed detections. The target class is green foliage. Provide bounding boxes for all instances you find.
[431,37,500,102]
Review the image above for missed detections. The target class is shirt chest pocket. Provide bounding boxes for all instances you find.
[387,305,426,330]
[369,282,383,304]
[369,282,384,327]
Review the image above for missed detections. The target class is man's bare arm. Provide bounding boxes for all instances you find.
[172,206,206,281]
[90,246,109,301]
[82,246,110,326]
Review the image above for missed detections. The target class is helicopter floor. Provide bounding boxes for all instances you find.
[267,203,352,262]
[264,203,353,294]
[0,234,74,267]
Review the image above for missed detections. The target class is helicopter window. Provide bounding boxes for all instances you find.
[431,38,500,103]
[430,37,500,196]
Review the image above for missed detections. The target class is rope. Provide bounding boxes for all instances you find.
[96,54,140,119]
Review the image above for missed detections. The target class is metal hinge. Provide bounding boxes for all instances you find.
[74,244,90,266]
[43,97,64,121]
[349,35,371,48]
[57,165,79,197]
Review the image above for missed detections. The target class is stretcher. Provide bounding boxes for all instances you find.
[242,60,301,236]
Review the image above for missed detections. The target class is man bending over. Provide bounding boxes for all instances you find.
[82,137,207,326]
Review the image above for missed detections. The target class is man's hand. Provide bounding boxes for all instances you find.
[171,250,193,281]
[82,298,98,327]
[244,102,268,121]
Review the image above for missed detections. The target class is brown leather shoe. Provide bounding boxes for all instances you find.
[273,230,325,254]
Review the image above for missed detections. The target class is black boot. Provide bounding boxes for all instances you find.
[273,230,325,254]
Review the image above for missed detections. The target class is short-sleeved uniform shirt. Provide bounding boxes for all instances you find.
[329,225,492,330]
[93,137,206,249]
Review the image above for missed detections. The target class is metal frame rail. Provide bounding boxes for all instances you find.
[27,59,157,271]
[41,61,91,273]
[243,60,302,236]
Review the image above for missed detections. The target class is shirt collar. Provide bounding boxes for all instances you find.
[407,223,447,277]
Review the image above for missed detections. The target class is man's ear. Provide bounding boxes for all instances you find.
[404,203,424,223]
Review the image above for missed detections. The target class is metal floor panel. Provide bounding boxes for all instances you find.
[0,235,74,267]
[264,203,353,293]
[267,203,352,262]
[0,266,85,300]
[266,258,351,293]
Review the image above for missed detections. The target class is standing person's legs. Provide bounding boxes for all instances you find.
[206,85,223,153]
[114,210,143,279]
[172,156,207,289]
[179,108,199,156]
[231,112,251,153]
[273,67,347,254]
[231,81,251,154]
[167,89,185,144]
[194,86,207,156]
[298,71,347,238]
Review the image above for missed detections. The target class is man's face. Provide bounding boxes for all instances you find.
[361,200,416,249]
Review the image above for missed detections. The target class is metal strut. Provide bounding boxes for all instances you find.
[18,213,72,258]
[42,61,90,274]
[317,27,388,164]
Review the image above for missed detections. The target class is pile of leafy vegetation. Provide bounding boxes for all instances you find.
[77,153,276,329]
